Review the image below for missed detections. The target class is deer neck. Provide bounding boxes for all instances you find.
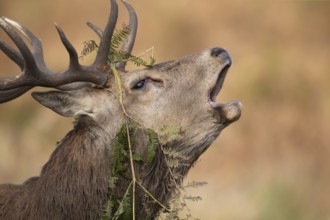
[32,116,114,218]
[41,116,113,177]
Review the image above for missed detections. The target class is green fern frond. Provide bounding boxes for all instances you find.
[159,124,182,144]
[109,51,130,63]
[102,199,114,220]
[101,177,119,220]
[110,24,131,51]
[148,56,156,66]
[108,24,131,64]
[112,186,133,220]
[162,147,187,161]
[113,123,157,175]
[184,181,208,188]
[109,177,119,190]
[145,128,158,164]
[80,40,98,59]
[128,55,149,67]
[119,191,133,220]
[112,125,130,175]
[80,24,155,68]
[183,195,202,202]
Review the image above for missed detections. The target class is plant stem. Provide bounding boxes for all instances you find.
[125,116,137,220]
[111,180,133,220]
[136,181,171,213]
[111,63,137,219]
[111,63,127,115]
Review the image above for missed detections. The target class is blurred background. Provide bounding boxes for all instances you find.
[0,0,329,219]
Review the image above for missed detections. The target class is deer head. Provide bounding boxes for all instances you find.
[0,0,241,218]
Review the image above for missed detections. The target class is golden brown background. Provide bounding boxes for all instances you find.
[0,0,329,219]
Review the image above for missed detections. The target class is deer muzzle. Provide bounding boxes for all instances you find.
[208,47,242,125]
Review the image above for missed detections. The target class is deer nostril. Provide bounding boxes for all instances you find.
[211,47,229,59]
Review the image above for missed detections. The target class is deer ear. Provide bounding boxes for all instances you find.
[32,91,93,117]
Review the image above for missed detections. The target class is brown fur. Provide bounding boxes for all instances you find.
[0,117,112,219]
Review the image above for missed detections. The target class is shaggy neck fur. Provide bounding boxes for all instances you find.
[0,117,112,220]
[0,117,212,219]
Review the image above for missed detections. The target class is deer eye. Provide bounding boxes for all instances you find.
[132,78,147,90]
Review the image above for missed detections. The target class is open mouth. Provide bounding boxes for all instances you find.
[208,64,231,108]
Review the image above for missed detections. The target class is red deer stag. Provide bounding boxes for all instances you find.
[0,0,241,219]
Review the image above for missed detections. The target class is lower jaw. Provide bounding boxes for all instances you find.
[209,100,242,124]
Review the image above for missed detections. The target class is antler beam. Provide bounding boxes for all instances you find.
[0,0,123,103]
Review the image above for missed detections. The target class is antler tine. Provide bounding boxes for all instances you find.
[93,0,118,69]
[86,22,103,39]
[4,17,49,72]
[0,39,24,70]
[0,18,41,90]
[85,0,138,71]
[0,18,37,73]
[116,0,138,70]
[54,23,80,70]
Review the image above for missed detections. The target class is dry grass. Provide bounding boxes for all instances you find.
[1,0,329,219]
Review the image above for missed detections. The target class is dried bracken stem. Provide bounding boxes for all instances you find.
[111,64,127,116]
[112,180,133,220]
[136,46,154,58]
[125,116,136,220]
[111,63,136,219]
[136,181,171,212]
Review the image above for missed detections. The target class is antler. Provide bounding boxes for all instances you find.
[87,0,138,71]
[0,0,120,103]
